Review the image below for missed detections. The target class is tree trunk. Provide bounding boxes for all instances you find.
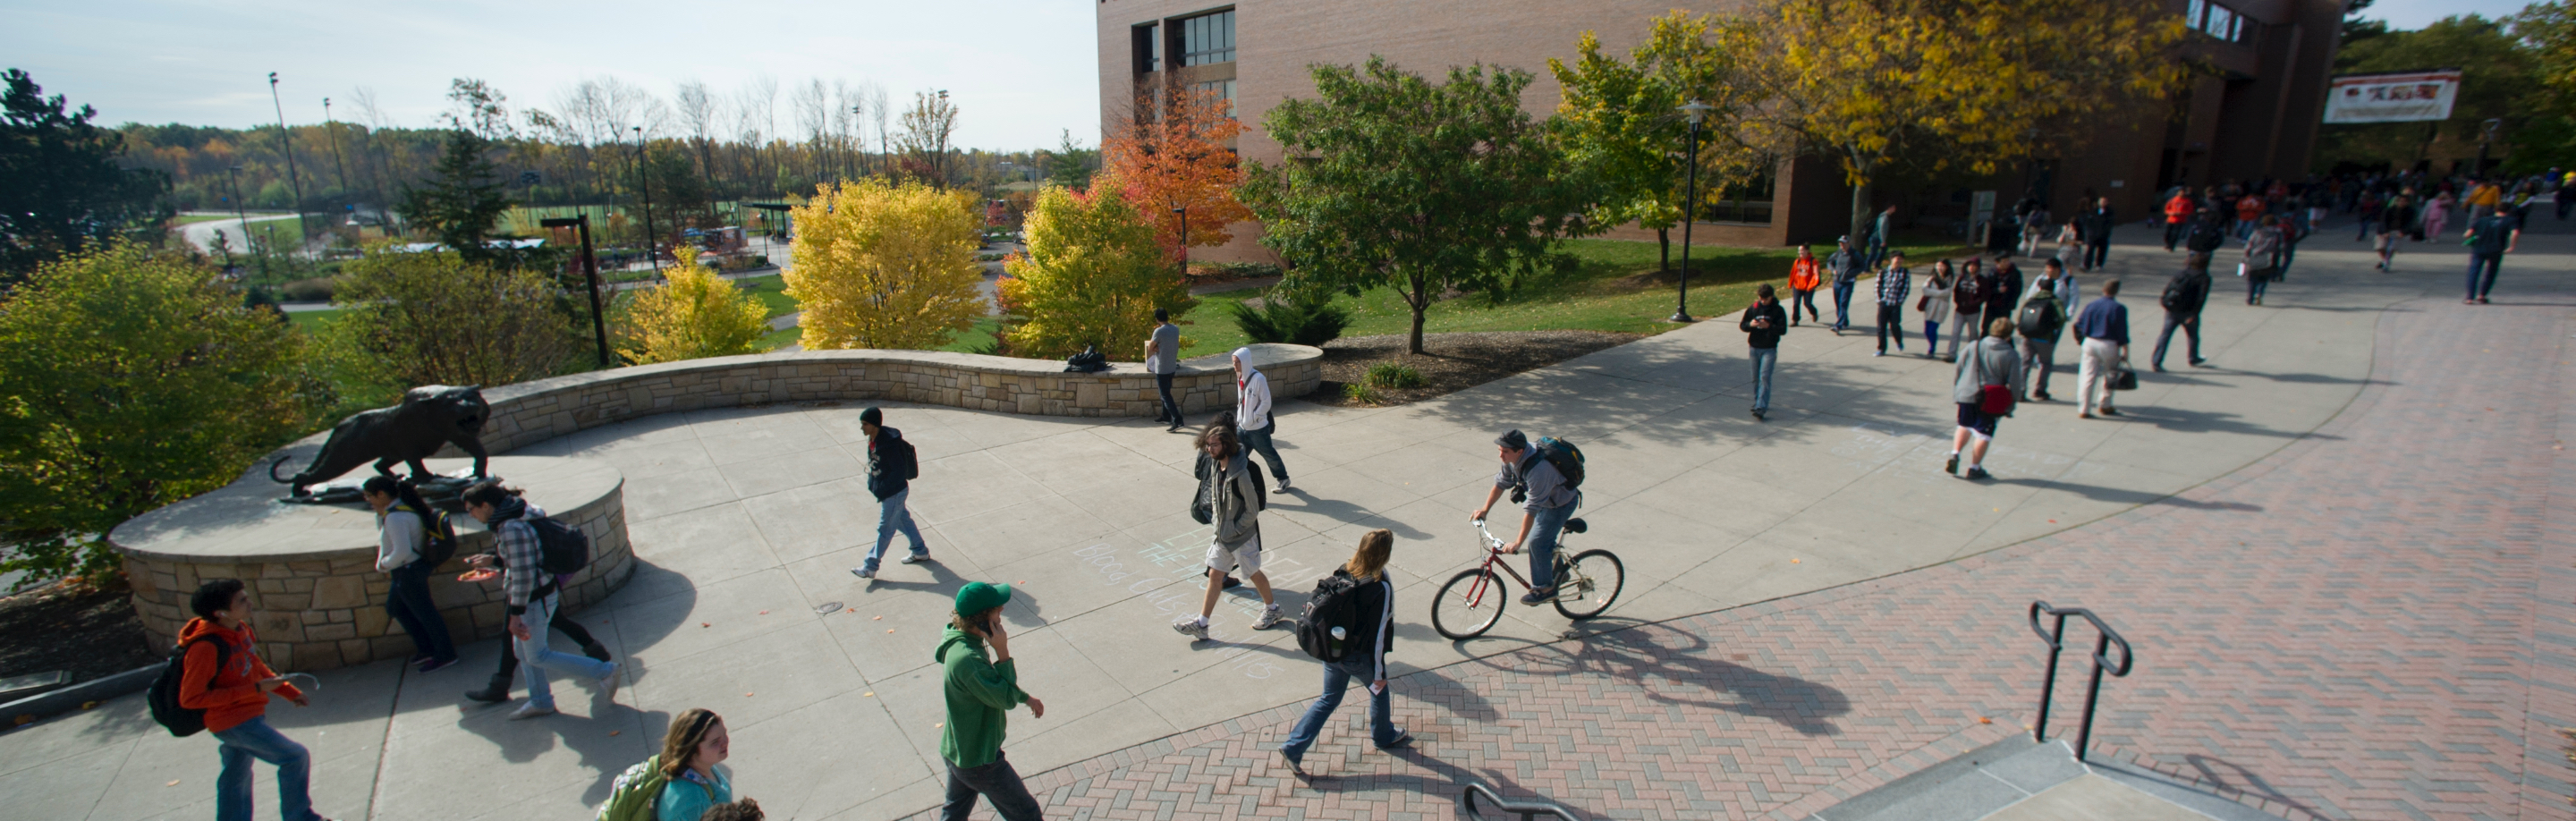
[1657,227,1671,271]
[1849,178,1875,249]
[1407,269,1428,355]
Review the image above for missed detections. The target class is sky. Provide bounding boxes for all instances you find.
[2367,0,2541,28]
[4,0,1102,150]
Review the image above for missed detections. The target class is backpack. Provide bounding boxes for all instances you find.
[1063,345,1108,373]
[1296,571,1366,663]
[887,436,919,481]
[147,635,232,737]
[595,755,674,821]
[394,503,460,569]
[521,516,591,576]
[1523,436,1586,491]
[2016,294,2063,340]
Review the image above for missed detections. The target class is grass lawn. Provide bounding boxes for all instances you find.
[1173,233,1970,359]
[730,274,799,318]
[284,308,344,333]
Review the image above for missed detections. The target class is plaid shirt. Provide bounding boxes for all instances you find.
[1875,266,1911,306]
[496,504,551,612]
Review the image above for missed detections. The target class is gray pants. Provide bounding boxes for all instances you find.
[1947,309,1982,358]
[2019,337,2057,397]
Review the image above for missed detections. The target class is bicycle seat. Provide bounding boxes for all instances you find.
[1564,518,1588,534]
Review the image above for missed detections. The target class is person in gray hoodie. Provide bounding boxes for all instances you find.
[1947,317,2027,481]
[1174,425,1285,640]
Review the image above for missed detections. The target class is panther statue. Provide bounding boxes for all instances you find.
[270,385,492,498]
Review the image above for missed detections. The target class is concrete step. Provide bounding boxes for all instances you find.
[1804,736,2280,821]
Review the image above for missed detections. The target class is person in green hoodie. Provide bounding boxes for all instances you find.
[935,581,1047,821]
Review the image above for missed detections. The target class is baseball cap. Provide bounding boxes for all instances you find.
[1494,429,1529,450]
[954,580,1013,615]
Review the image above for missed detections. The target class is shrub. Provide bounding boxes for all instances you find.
[281,275,337,301]
[1228,292,1351,346]
[1342,382,1384,404]
[784,179,985,351]
[319,245,582,389]
[0,244,315,582]
[1000,182,1195,360]
[617,250,770,364]
[1366,363,1424,389]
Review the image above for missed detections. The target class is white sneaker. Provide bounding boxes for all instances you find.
[851,567,874,580]
[508,702,557,721]
[598,664,621,701]
[1252,604,1286,630]
[901,553,930,564]
[1273,477,1292,494]
[1172,617,1209,640]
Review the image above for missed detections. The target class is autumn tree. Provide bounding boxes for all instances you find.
[1240,58,1590,355]
[319,246,580,389]
[1741,0,2189,239]
[897,89,959,186]
[1103,77,1251,264]
[1551,12,1766,270]
[784,179,983,350]
[999,182,1193,360]
[617,250,768,363]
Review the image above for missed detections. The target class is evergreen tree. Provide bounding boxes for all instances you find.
[396,128,512,265]
[0,69,172,282]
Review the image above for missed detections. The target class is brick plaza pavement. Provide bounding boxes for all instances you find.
[906,267,2576,818]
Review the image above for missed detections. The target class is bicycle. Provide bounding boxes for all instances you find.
[1431,518,1625,639]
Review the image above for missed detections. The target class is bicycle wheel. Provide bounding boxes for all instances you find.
[1432,567,1506,639]
[1552,549,1625,620]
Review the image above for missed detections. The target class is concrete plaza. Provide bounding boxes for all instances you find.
[5,217,2554,821]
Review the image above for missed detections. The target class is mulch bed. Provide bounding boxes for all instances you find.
[1309,330,1644,407]
[0,579,161,691]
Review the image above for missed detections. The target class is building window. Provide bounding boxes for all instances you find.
[1179,10,1235,66]
[1697,175,1775,224]
[1132,22,1161,73]
[2187,0,2251,43]
[1192,80,1237,117]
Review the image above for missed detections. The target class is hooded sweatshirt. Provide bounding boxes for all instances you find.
[177,617,302,732]
[935,625,1030,768]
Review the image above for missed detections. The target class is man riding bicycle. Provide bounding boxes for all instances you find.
[1470,429,1577,605]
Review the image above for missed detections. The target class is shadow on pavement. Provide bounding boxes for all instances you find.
[1459,621,1850,736]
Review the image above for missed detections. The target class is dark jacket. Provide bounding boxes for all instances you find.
[2160,267,2211,316]
[1985,265,2024,318]
[2183,216,2227,255]
[1952,270,1987,314]
[1741,300,1788,349]
[2079,207,2116,241]
[867,427,919,501]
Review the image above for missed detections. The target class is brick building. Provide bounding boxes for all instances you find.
[1095,0,2345,258]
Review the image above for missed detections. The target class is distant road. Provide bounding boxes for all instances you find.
[176,211,298,256]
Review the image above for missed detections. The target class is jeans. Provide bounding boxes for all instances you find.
[2078,337,2121,414]
[386,563,456,663]
[2152,312,2200,368]
[2247,273,2271,301]
[2233,218,2254,240]
[489,605,599,689]
[2277,241,2297,277]
[1529,495,1577,590]
[1877,305,1906,352]
[515,593,614,710]
[1278,657,1399,764]
[1923,320,1941,354]
[942,752,1043,821]
[2164,222,2187,250]
[863,488,927,572]
[2467,253,2503,300]
[1239,421,1288,483]
[1154,371,1180,423]
[2019,338,2056,396]
[1749,347,1777,411]
[1790,289,1818,324]
[2082,240,2109,270]
[213,715,318,821]
[1831,280,1856,329]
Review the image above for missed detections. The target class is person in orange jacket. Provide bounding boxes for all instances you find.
[2162,190,2197,251]
[179,579,332,821]
[1787,244,1823,327]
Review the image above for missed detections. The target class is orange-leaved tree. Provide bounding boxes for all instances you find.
[1102,76,1251,266]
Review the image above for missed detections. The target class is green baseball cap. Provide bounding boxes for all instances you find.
[954,580,1013,615]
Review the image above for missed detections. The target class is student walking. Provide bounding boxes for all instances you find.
[1174,425,1285,639]
[1985,258,2024,341]
[2375,193,2415,271]
[461,481,620,720]
[2072,280,2131,419]
[2241,216,2284,306]
[1232,348,1290,494]
[178,579,332,821]
[1947,317,2027,481]
[1277,529,1408,775]
[851,407,929,581]
[655,709,733,821]
[2021,204,2054,257]
[2163,189,2197,251]
[2463,206,2522,304]
[462,592,611,704]
[937,582,1047,821]
[2054,218,2082,270]
[1918,260,1955,360]
[360,476,457,673]
[2154,256,2213,370]
[2016,262,2071,402]
[1787,246,1822,326]
[1741,284,1788,421]
[1827,237,1861,333]
[1946,258,1988,361]
[1866,205,1896,268]
[1874,252,1911,356]
[2079,198,2116,271]
[1147,308,1183,432]
[2423,190,2456,241]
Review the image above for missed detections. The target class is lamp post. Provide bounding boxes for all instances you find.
[267,72,309,244]
[542,216,613,368]
[227,165,266,282]
[1672,100,1713,323]
[322,97,351,203]
[633,126,660,277]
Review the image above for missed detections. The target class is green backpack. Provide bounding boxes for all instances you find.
[595,755,670,821]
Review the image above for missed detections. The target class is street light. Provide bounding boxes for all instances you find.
[227,165,266,281]
[1672,100,1714,323]
[632,126,660,277]
[268,72,309,244]
[542,216,613,368]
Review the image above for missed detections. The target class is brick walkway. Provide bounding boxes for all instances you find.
[902,273,2576,820]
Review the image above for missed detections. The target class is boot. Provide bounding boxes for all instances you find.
[581,642,611,663]
[465,673,512,704]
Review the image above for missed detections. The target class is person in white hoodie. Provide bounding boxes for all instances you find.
[360,476,458,672]
[1232,348,1290,494]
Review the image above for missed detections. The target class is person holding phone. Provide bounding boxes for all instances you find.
[936,582,1047,821]
[1740,284,1788,421]
[178,579,334,821]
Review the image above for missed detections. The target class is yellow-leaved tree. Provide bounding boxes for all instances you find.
[784,179,985,351]
[616,250,769,363]
[999,182,1193,360]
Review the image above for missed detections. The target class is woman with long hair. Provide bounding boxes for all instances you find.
[654,709,734,821]
[360,475,457,672]
[1277,529,1406,774]
[1918,260,1954,360]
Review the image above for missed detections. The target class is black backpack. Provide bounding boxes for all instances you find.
[394,503,460,569]
[2016,294,2063,339]
[1296,571,1367,662]
[1518,437,1586,492]
[147,635,231,737]
[1063,346,1108,373]
[521,516,590,575]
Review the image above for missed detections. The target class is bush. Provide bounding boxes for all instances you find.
[1366,362,1424,389]
[1228,292,1351,346]
[1000,183,1195,360]
[281,276,337,302]
[319,246,582,390]
[617,251,770,364]
[784,179,986,351]
[1342,382,1384,404]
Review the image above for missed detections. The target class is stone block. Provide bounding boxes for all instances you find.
[309,622,358,641]
[311,576,367,610]
[355,606,389,638]
[256,579,288,594]
[327,608,354,623]
[258,614,307,643]
[269,594,313,611]
[339,639,369,665]
[265,643,296,671]
[301,610,328,625]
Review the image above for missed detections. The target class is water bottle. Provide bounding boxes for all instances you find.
[1330,626,1346,639]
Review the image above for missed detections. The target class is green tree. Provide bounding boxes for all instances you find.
[0,69,172,282]
[319,247,580,389]
[2321,15,2547,172]
[1046,129,1097,190]
[999,183,1193,360]
[0,244,312,582]
[1550,12,1764,270]
[396,128,513,264]
[1240,58,1589,355]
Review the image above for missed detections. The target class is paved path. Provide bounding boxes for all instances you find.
[4,219,2554,821]
[177,212,299,257]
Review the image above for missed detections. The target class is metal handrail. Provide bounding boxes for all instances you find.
[1462,782,1580,821]
[2027,600,2135,763]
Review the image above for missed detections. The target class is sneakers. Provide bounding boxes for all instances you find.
[1280,749,1307,776]
[2190,359,2210,368]
[851,567,875,580]
[598,664,622,701]
[508,702,557,721]
[1172,617,1210,640]
[1273,477,1292,495]
[1252,604,1287,630]
[417,656,460,673]
[1945,453,1960,475]
[1375,730,1414,750]
[2098,408,2121,417]
[1873,350,1886,357]
[901,552,931,564]
[1519,586,1558,605]
[1221,575,1243,589]
[1750,408,1767,421]
[1963,467,1992,480]
[465,678,512,703]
